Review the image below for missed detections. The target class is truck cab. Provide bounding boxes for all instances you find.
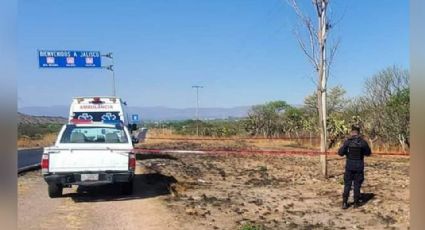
[69,96,142,142]
[69,96,128,124]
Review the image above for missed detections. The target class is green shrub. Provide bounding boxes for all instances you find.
[18,123,62,139]
[145,119,246,137]
[240,223,263,230]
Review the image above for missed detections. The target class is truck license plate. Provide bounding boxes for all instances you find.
[81,174,99,181]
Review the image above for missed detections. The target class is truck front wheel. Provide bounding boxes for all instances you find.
[48,183,63,198]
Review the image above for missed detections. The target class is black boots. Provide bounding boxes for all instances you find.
[353,194,362,208]
[342,192,363,209]
[353,200,361,208]
[342,195,349,209]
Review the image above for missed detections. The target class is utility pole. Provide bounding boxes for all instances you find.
[192,85,204,136]
[102,52,116,96]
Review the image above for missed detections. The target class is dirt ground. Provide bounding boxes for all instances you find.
[144,153,409,229]
[18,151,409,230]
[18,163,193,230]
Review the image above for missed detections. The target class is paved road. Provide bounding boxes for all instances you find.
[18,148,43,169]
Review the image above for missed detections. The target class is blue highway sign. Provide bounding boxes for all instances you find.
[131,114,139,122]
[38,50,101,68]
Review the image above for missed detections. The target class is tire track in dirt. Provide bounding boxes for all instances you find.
[18,164,197,230]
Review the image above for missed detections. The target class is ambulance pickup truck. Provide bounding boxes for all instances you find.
[41,122,136,198]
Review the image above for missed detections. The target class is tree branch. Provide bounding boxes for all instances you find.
[293,29,319,70]
[289,0,320,70]
[326,37,340,81]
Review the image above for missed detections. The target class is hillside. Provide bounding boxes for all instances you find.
[17,112,67,125]
[18,106,252,121]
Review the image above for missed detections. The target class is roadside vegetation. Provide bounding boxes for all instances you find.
[146,66,409,153]
[18,66,408,152]
[240,223,264,230]
[17,123,62,148]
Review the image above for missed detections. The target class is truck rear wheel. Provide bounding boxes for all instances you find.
[48,183,63,198]
[120,181,133,195]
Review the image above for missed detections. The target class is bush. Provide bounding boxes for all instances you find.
[18,123,62,139]
[145,119,246,137]
[240,223,263,230]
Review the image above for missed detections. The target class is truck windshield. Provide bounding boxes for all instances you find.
[60,125,129,144]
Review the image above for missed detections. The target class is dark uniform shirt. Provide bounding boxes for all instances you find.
[338,135,372,171]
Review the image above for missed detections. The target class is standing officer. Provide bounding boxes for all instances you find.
[338,125,372,209]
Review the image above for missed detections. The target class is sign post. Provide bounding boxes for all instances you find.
[102,53,115,96]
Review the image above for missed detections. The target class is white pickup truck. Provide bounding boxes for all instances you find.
[41,122,136,198]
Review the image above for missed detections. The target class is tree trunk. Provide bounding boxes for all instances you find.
[309,131,312,147]
[369,136,378,153]
[398,134,406,153]
[318,1,328,178]
[289,0,331,178]
[318,89,327,178]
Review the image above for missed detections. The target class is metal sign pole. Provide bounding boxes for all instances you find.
[102,52,115,96]
[112,58,116,96]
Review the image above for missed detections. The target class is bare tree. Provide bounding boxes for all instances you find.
[362,66,409,152]
[289,0,339,177]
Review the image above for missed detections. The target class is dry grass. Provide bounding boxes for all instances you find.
[142,128,407,154]
[141,128,318,152]
[17,133,57,148]
[145,152,409,229]
[17,128,405,153]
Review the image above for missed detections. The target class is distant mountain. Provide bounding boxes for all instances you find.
[18,106,252,121]
[126,106,251,121]
[18,106,69,118]
[18,112,67,125]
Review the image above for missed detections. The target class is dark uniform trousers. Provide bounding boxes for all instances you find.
[343,168,364,203]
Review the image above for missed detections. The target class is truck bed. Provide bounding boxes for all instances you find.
[46,146,132,173]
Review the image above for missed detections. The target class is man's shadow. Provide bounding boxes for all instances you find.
[358,192,375,206]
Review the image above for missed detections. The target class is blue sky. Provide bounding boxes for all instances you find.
[17,0,408,108]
